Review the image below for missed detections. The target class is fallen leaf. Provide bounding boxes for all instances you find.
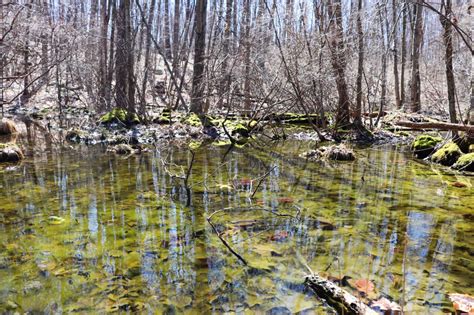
[451,182,467,188]
[269,230,289,241]
[353,278,375,295]
[277,197,294,204]
[370,297,402,314]
[449,293,474,314]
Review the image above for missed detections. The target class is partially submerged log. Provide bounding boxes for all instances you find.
[305,274,378,315]
[395,121,474,133]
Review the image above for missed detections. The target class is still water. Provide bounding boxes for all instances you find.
[0,140,472,314]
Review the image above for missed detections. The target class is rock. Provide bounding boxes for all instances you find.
[99,108,140,127]
[411,134,442,158]
[301,144,355,161]
[65,129,87,143]
[0,143,24,163]
[110,144,134,155]
[320,144,355,161]
[452,153,474,172]
[431,142,462,166]
[0,119,18,135]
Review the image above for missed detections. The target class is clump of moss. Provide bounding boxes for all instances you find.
[231,123,250,137]
[0,143,24,163]
[411,134,442,158]
[430,142,462,166]
[99,108,140,126]
[452,153,474,172]
[184,113,202,127]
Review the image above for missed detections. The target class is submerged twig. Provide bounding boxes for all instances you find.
[250,165,277,198]
[207,214,248,265]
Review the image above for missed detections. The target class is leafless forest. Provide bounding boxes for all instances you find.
[1,0,472,129]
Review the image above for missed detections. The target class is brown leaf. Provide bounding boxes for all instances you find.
[277,197,294,204]
[370,297,402,314]
[353,278,375,295]
[449,293,474,314]
[451,182,467,188]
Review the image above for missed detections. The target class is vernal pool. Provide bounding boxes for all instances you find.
[0,140,472,314]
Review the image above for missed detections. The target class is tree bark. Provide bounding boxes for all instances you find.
[400,2,407,107]
[354,0,363,125]
[115,0,134,112]
[395,121,474,133]
[305,274,379,315]
[392,0,401,109]
[243,0,252,112]
[440,0,457,131]
[190,0,208,114]
[410,0,423,113]
[328,0,351,128]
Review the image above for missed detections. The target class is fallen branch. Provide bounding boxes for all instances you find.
[305,273,379,315]
[207,210,248,266]
[395,121,474,133]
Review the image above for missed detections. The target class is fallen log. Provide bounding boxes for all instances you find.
[305,273,379,315]
[395,121,474,133]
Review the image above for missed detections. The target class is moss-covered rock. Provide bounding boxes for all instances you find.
[99,108,140,126]
[231,123,250,137]
[153,108,172,124]
[452,153,474,172]
[411,134,442,158]
[301,144,355,161]
[184,113,202,127]
[0,143,24,163]
[430,142,462,166]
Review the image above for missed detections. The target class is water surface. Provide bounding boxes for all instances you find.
[0,140,472,314]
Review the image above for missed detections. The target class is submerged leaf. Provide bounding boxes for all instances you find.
[449,293,474,314]
[370,297,402,314]
[48,216,65,225]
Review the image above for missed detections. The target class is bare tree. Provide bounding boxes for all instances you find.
[409,0,423,113]
[190,0,208,114]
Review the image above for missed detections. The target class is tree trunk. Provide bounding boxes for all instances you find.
[410,0,423,113]
[115,0,134,112]
[400,2,407,107]
[243,0,252,112]
[172,0,181,75]
[440,0,457,131]
[392,0,401,109]
[354,0,363,125]
[140,0,157,116]
[163,0,173,59]
[218,0,233,108]
[190,0,208,114]
[328,0,351,128]
[98,0,110,110]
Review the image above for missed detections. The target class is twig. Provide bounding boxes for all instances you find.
[250,165,277,198]
[207,214,248,265]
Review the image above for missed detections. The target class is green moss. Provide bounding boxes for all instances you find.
[99,108,140,126]
[184,113,202,127]
[431,142,462,166]
[411,134,442,158]
[452,153,474,172]
[470,144,474,153]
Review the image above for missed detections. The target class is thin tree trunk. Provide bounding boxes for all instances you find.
[400,2,407,107]
[392,0,401,109]
[172,0,181,75]
[440,0,457,130]
[218,0,233,108]
[190,0,208,114]
[410,0,423,113]
[243,0,252,112]
[98,0,109,110]
[354,0,363,125]
[163,0,173,59]
[140,0,157,115]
